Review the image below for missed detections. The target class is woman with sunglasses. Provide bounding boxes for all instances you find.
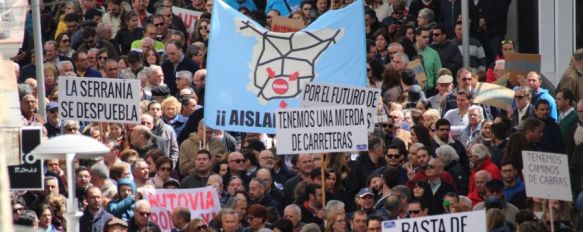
[96,48,110,77]
[191,18,210,45]
[146,156,178,188]
[56,33,75,58]
[186,218,214,232]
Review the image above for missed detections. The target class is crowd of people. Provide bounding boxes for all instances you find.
[7,0,583,231]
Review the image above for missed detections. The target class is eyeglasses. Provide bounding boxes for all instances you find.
[514,95,526,99]
[61,39,70,43]
[386,154,400,159]
[501,39,513,45]
[159,166,172,172]
[194,224,208,231]
[98,56,108,60]
[382,124,394,129]
[229,159,245,163]
[13,207,24,213]
[137,210,151,217]
[65,127,79,132]
[48,109,58,113]
[154,22,165,27]
[408,209,421,214]
[200,26,209,30]
[426,164,437,169]
[432,33,441,37]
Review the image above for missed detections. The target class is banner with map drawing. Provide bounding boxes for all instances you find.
[205,0,366,133]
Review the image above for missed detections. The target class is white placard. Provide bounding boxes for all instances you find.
[382,210,486,232]
[301,82,381,132]
[522,150,572,201]
[58,76,141,123]
[172,6,203,34]
[276,105,369,154]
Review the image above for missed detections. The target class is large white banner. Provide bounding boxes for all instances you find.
[172,6,203,34]
[276,105,369,154]
[143,186,221,232]
[58,76,141,123]
[301,82,380,132]
[522,151,572,201]
[382,210,486,232]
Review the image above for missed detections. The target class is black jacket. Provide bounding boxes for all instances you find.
[444,160,470,195]
[161,56,200,96]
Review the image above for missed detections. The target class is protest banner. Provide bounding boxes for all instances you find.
[276,105,369,154]
[143,186,221,232]
[0,0,28,58]
[407,58,427,88]
[58,76,141,123]
[172,6,203,35]
[505,53,541,81]
[8,127,44,190]
[522,151,572,201]
[301,82,380,132]
[473,82,515,109]
[270,15,305,32]
[205,0,366,133]
[381,210,486,232]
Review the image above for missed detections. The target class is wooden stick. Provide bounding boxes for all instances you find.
[549,200,555,232]
[321,153,327,208]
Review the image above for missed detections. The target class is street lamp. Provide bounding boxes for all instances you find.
[30,134,109,232]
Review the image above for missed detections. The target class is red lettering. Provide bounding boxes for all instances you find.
[189,191,203,210]
[178,193,189,208]
[166,193,176,208]
[201,213,212,223]
[146,193,158,207]
[205,191,215,209]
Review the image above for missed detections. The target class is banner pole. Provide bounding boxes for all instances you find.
[549,200,555,232]
[321,153,326,208]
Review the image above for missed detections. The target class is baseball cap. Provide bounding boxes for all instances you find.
[437,75,453,84]
[151,86,170,97]
[106,217,128,227]
[46,102,59,110]
[357,188,374,198]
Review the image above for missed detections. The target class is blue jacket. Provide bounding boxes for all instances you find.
[532,88,557,121]
[106,178,136,220]
[265,0,301,17]
[503,177,525,203]
[80,208,114,232]
[224,0,257,11]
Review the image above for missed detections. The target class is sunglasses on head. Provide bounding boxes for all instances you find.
[501,39,513,45]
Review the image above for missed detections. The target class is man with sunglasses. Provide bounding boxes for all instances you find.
[511,86,534,127]
[128,200,161,231]
[430,25,463,77]
[407,199,428,218]
[425,157,455,215]
[44,102,62,138]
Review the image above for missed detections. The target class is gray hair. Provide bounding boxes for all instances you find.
[418,8,435,21]
[285,204,302,216]
[146,65,163,77]
[131,158,148,174]
[142,37,155,47]
[325,200,345,218]
[90,162,109,179]
[391,185,412,202]
[300,223,321,232]
[221,208,239,221]
[96,22,111,34]
[176,70,193,83]
[514,86,532,97]
[57,60,74,70]
[435,145,459,166]
[470,143,490,160]
[394,52,410,63]
[410,143,425,151]
[208,174,223,185]
[388,42,404,52]
[468,105,484,121]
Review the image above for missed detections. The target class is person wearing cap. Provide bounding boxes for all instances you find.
[44,102,63,138]
[106,178,136,221]
[80,187,114,232]
[104,217,128,232]
[355,188,375,214]
[414,26,442,93]
[427,74,453,113]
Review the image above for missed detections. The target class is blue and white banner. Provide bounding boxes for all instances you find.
[205,0,366,133]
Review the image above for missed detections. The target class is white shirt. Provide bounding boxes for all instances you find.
[443,108,469,140]
[559,107,574,123]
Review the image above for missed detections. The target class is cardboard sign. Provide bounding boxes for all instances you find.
[382,210,486,232]
[522,151,572,201]
[276,105,369,154]
[172,6,203,35]
[8,127,44,190]
[301,82,380,132]
[270,15,305,32]
[473,82,515,109]
[0,61,22,128]
[58,76,141,123]
[143,186,221,232]
[505,53,541,81]
[407,58,427,88]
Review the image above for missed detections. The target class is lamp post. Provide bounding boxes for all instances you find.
[30,135,109,232]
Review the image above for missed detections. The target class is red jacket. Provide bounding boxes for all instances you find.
[468,157,501,194]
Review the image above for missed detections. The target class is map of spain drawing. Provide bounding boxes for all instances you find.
[205,0,366,133]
